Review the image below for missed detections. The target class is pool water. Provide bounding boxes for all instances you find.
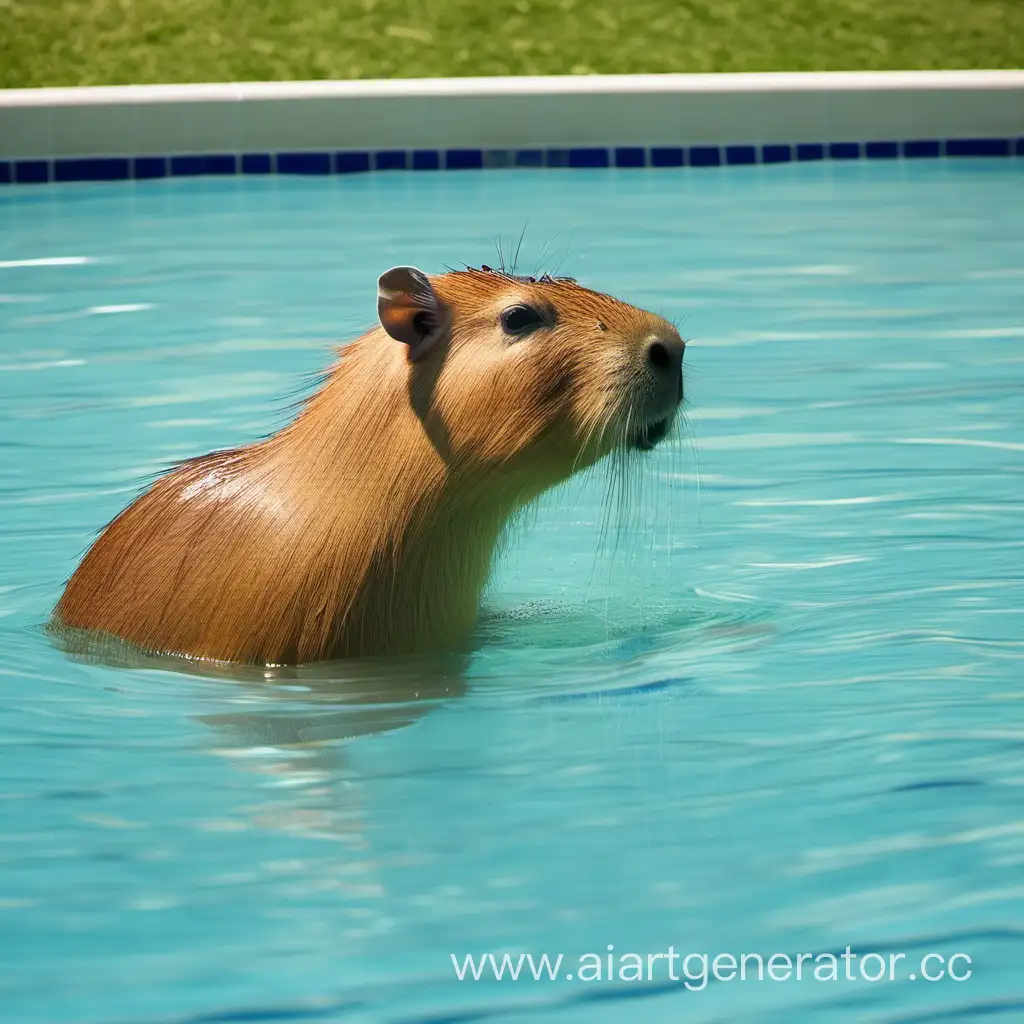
[1,162,1022,1023]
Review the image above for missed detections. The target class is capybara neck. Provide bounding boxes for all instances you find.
[53,266,685,664]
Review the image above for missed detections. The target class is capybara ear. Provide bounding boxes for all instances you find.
[377,266,447,362]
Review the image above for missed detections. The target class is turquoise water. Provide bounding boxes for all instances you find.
[1,162,1022,1023]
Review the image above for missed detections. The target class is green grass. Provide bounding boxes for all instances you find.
[2,0,1022,88]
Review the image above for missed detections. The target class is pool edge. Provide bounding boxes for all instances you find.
[1,71,1023,182]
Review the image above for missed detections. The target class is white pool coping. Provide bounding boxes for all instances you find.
[2,70,1023,161]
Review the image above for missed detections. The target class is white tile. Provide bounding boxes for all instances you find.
[420,92,682,148]
[826,87,1024,141]
[333,96,431,149]
[241,98,329,152]
[738,90,831,145]
[826,90,944,140]
[131,102,201,155]
[48,104,137,157]
[941,88,1024,138]
[0,105,53,158]
[186,100,243,153]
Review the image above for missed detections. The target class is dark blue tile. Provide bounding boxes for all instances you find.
[902,139,941,159]
[170,155,234,176]
[14,160,48,184]
[761,144,792,164]
[865,141,899,160]
[411,150,440,171]
[796,144,824,162]
[946,138,1010,158]
[277,151,331,175]
[688,146,721,167]
[514,149,544,167]
[374,150,407,171]
[545,149,570,167]
[1016,138,1024,157]
[725,145,757,165]
[446,149,483,170]
[54,157,130,182]
[829,142,860,160]
[335,151,370,174]
[568,147,609,168]
[0,162,11,185]
[169,155,204,176]
[649,146,684,168]
[204,154,237,175]
[614,147,645,168]
[133,156,167,179]
[241,153,272,175]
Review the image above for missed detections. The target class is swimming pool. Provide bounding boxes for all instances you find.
[1,161,1022,1022]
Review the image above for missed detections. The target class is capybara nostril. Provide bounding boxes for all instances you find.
[647,340,672,372]
[645,336,684,406]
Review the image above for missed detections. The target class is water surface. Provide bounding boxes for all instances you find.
[1,162,1022,1022]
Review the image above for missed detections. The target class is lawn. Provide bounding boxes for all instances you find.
[2,0,1022,88]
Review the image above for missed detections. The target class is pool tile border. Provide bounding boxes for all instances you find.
[2,73,1022,181]
[1,138,1022,185]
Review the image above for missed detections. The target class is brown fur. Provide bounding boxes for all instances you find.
[52,268,684,664]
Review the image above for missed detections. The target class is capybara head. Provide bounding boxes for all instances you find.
[377,266,685,494]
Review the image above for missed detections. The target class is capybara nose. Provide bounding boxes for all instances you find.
[646,336,685,402]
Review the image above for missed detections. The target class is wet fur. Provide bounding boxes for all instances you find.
[53,269,682,664]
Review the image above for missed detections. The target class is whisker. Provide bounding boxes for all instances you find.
[550,234,577,280]
[511,221,529,277]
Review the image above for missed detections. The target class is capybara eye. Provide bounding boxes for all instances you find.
[500,304,546,337]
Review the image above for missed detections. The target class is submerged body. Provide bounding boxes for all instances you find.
[53,266,684,664]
